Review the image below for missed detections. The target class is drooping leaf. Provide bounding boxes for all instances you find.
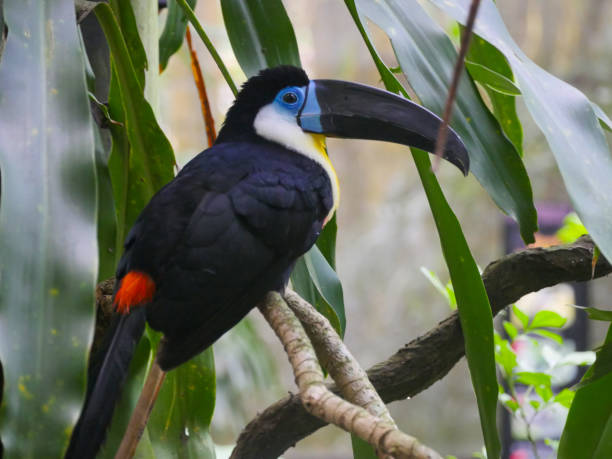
[354,0,537,243]
[0,0,97,456]
[159,0,197,72]
[466,35,523,154]
[220,0,301,78]
[428,0,612,279]
[347,2,501,456]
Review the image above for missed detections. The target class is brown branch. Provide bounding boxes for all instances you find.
[251,292,441,459]
[433,0,481,169]
[185,27,216,147]
[284,289,396,426]
[115,359,166,459]
[233,236,611,458]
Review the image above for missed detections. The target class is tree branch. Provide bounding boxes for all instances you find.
[249,292,441,459]
[233,236,611,458]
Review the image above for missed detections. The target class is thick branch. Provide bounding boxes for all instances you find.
[234,236,611,458]
[248,292,440,459]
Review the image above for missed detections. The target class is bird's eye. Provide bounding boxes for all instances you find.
[282,91,298,104]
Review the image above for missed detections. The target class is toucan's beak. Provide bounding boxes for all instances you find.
[298,80,469,175]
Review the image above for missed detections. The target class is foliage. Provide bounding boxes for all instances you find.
[0,0,611,458]
[496,305,594,458]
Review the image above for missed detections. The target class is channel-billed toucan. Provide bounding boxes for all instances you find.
[66,66,468,458]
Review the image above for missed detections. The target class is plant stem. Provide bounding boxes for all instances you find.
[175,0,238,96]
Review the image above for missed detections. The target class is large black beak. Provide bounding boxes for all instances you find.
[298,80,469,175]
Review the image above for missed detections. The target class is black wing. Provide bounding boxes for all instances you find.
[143,142,332,370]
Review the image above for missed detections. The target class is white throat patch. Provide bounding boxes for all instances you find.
[253,104,339,223]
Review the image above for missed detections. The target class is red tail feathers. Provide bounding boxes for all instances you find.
[114,271,156,314]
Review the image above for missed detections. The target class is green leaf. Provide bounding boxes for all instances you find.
[159,0,197,72]
[559,362,612,457]
[148,349,216,458]
[559,325,612,457]
[554,388,575,409]
[503,321,518,341]
[428,0,612,279]
[592,102,612,132]
[530,329,563,345]
[414,150,500,459]
[0,0,97,456]
[494,332,517,378]
[292,249,346,337]
[351,433,378,459]
[499,393,519,412]
[556,212,588,244]
[515,372,551,390]
[96,3,176,250]
[421,267,456,309]
[354,0,537,243]
[513,304,529,330]
[464,60,521,96]
[529,310,567,330]
[221,0,301,78]
[579,306,612,322]
[466,35,523,154]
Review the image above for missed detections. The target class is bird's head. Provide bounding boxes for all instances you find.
[217,66,469,175]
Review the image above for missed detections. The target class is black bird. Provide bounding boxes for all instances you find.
[66,65,469,458]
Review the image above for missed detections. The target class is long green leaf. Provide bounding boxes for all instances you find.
[346,2,500,456]
[428,0,612,278]
[413,151,500,458]
[0,0,97,456]
[355,0,537,244]
[220,0,301,78]
[159,0,197,72]
[96,2,176,251]
[559,325,612,458]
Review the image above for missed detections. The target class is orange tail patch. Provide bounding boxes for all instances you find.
[114,271,156,315]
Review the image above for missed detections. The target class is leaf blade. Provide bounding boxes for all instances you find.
[0,1,97,455]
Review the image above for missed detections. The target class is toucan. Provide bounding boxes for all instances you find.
[66,66,469,458]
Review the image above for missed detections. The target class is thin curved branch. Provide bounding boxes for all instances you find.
[233,236,611,458]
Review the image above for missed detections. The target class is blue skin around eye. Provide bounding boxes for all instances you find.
[273,83,323,132]
[274,86,306,116]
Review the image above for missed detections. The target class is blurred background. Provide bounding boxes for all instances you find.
[157,1,612,457]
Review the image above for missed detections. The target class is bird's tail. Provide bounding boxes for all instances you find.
[65,308,146,459]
